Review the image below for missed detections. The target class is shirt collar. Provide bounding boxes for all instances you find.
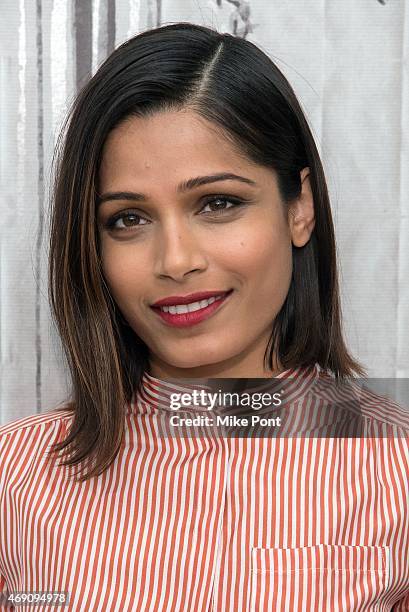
[127,362,321,414]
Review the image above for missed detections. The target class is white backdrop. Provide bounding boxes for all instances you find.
[1,0,408,424]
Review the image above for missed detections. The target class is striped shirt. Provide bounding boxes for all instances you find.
[1,363,408,611]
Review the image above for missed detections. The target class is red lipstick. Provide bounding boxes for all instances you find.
[150,289,234,328]
[151,290,231,307]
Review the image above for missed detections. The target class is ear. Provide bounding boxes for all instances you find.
[288,167,315,247]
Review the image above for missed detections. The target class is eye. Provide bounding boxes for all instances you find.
[103,195,249,233]
[200,195,246,215]
[104,210,147,231]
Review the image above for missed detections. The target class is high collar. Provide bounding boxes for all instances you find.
[127,363,322,415]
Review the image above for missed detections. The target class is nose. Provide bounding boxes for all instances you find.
[153,220,208,281]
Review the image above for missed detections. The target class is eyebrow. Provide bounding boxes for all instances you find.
[97,172,257,205]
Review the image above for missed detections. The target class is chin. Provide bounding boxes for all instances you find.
[168,357,220,370]
[163,349,230,371]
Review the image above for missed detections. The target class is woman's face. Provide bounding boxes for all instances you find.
[97,109,314,378]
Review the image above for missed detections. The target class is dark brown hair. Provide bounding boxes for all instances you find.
[47,22,366,482]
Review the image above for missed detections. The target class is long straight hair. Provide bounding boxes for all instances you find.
[47,22,366,481]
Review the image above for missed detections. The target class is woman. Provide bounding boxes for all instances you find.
[1,22,408,611]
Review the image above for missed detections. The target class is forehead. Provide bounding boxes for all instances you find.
[99,109,258,185]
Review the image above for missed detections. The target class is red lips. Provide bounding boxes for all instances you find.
[151,290,232,308]
[150,290,233,328]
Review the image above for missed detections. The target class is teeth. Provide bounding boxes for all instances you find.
[160,294,225,314]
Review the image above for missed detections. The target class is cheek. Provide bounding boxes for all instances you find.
[249,233,293,316]
[100,242,145,300]
[228,221,292,280]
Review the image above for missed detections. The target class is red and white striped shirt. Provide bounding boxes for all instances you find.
[1,363,408,611]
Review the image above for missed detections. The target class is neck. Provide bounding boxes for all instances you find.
[148,352,282,379]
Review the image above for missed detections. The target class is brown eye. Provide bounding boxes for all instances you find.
[105,211,148,231]
[200,196,246,215]
[103,195,249,233]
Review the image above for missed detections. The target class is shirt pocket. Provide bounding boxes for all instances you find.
[249,544,390,611]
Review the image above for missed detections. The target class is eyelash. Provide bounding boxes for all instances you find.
[104,196,249,232]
